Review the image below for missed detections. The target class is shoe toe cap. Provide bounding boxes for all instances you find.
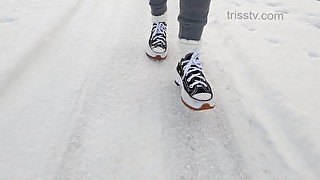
[193,93,212,101]
[152,47,166,54]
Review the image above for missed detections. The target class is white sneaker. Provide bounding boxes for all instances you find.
[146,14,167,60]
[175,40,215,111]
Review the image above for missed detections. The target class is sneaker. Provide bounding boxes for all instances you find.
[146,21,167,60]
[175,51,215,111]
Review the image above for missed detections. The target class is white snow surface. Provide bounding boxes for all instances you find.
[0,0,319,179]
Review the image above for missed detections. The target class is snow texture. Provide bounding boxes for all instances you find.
[0,0,319,179]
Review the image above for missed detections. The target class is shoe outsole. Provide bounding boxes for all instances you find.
[146,52,167,61]
[175,80,215,111]
[181,97,215,111]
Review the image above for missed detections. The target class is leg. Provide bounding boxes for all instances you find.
[149,0,167,16]
[146,0,168,60]
[175,0,215,111]
[178,0,211,41]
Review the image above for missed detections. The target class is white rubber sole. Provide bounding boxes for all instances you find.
[145,44,167,60]
[175,69,215,111]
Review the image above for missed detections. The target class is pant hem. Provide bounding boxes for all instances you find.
[150,3,167,16]
[178,24,203,41]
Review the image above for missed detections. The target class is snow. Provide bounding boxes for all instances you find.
[0,0,319,179]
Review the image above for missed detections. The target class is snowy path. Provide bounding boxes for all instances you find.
[207,0,320,179]
[0,0,245,179]
[0,0,319,179]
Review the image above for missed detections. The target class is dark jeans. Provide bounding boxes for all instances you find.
[149,0,211,40]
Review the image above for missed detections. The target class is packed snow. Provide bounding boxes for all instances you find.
[0,0,319,179]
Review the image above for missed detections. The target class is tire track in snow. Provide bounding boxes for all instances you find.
[53,0,136,179]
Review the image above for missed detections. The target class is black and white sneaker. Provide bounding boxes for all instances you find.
[175,51,215,111]
[146,22,167,60]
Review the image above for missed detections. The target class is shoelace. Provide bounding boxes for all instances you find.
[151,22,166,48]
[181,51,207,88]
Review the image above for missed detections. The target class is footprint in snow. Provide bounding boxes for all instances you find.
[265,2,282,7]
[245,0,257,3]
[306,51,319,58]
[302,16,320,30]
[310,20,320,29]
[274,8,290,15]
[0,16,17,24]
[229,1,242,6]
[304,13,320,18]
[265,38,281,45]
[242,24,257,32]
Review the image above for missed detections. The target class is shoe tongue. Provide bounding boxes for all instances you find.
[184,53,193,60]
[180,53,193,65]
[181,53,202,69]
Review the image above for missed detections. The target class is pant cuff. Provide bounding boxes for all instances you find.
[178,24,204,41]
[149,3,167,16]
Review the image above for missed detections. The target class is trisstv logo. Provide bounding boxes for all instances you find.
[227,11,285,21]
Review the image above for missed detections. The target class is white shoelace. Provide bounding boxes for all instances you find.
[151,22,166,47]
[181,51,207,88]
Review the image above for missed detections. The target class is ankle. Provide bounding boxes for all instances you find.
[152,12,167,23]
[178,39,201,59]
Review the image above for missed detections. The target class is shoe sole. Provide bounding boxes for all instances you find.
[145,44,167,61]
[181,97,215,111]
[146,52,167,61]
[175,68,215,111]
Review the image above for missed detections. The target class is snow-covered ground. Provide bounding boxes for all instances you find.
[0,0,319,179]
